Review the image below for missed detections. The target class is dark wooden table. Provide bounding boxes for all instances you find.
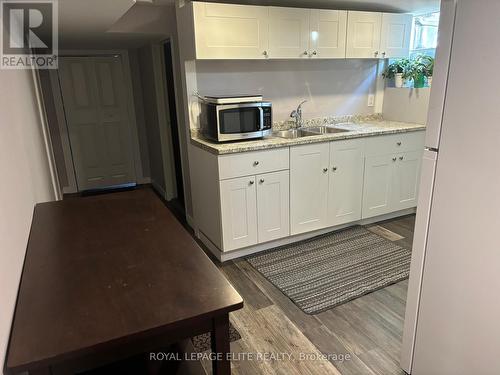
[6,189,243,375]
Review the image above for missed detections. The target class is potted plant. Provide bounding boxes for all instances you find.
[408,55,434,88]
[382,58,410,88]
[420,55,434,86]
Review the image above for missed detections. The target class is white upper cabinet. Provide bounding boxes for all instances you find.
[193,2,269,59]
[380,13,412,58]
[309,10,347,58]
[346,11,382,58]
[268,7,310,58]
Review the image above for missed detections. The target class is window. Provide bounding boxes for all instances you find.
[410,12,440,58]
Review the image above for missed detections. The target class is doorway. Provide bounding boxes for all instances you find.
[162,40,185,213]
[58,56,137,191]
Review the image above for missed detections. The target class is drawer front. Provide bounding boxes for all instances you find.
[365,131,425,156]
[218,148,289,180]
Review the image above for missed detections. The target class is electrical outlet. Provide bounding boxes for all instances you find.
[367,94,375,107]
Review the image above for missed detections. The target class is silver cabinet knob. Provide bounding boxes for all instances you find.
[253,161,259,166]
[263,50,268,56]
[312,51,317,56]
[392,157,397,162]
[399,156,404,161]
[323,168,328,173]
[260,178,265,183]
[303,50,308,55]
[249,180,255,185]
[382,52,386,57]
[397,141,402,146]
[374,51,379,56]
[332,167,337,172]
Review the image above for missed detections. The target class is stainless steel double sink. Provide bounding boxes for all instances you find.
[273,126,350,139]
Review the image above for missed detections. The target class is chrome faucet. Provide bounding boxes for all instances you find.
[290,100,307,129]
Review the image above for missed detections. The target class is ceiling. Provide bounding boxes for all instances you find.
[56,0,440,49]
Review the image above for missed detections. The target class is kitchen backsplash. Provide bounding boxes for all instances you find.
[195,59,379,123]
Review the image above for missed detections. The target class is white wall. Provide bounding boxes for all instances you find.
[195,59,379,123]
[383,87,430,124]
[0,69,55,371]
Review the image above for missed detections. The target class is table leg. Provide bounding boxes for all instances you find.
[211,314,230,375]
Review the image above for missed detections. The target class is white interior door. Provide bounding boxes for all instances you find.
[309,10,347,58]
[380,13,412,58]
[328,139,364,226]
[346,11,382,58]
[290,143,330,235]
[256,170,290,243]
[59,56,136,191]
[220,176,258,251]
[268,7,310,58]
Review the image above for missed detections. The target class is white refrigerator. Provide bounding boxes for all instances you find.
[401,1,500,374]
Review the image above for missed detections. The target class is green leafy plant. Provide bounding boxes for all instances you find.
[405,55,435,87]
[382,58,411,79]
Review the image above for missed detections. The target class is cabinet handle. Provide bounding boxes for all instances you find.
[323,168,328,173]
[312,51,317,56]
[397,141,402,146]
[399,156,404,161]
[382,52,386,57]
[263,50,268,57]
[259,178,265,183]
[374,51,379,57]
[332,167,337,172]
[253,161,259,166]
[249,180,255,185]
[303,50,308,55]
[392,157,397,162]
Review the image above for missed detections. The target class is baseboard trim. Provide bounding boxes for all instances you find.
[151,180,167,199]
[199,208,417,262]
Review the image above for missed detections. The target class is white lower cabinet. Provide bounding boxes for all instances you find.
[393,151,422,211]
[257,170,290,243]
[290,143,330,235]
[220,176,258,251]
[220,170,290,251]
[328,139,365,226]
[362,150,422,219]
[363,154,395,218]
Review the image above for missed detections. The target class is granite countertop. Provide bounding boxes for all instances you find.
[190,120,426,155]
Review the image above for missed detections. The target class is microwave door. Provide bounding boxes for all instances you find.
[217,105,263,141]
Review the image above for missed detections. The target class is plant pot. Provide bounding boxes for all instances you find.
[427,76,433,87]
[413,74,425,88]
[394,73,404,88]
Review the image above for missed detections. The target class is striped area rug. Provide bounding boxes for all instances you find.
[247,226,411,314]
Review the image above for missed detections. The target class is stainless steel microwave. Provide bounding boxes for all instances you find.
[200,101,272,142]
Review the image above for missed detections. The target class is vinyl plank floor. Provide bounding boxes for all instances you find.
[207,215,415,375]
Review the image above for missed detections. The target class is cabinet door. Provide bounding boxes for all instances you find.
[380,13,412,58]
[220,176,258,251]
[290,143,330,235]
[193,2,269,59]
[328,139,365,226]
[362,154,395,219]
[257,170,290,243]
[268,7,310,58]
[309,10,347,58]
[346,11,382,58]
[393,151,422,211]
